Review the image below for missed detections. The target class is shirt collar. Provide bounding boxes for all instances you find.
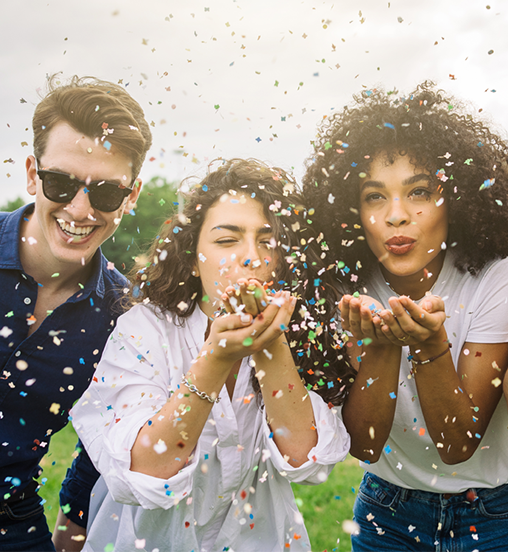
[0,203,33,270]
[0,203,106,299]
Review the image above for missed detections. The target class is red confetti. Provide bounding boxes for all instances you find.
[240,490,247,500]
[185,521,190,528]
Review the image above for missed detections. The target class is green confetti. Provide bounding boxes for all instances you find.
[104,544,115,552]
[62,503,71,514]
[5,311,14,318]
[51,273,59,278]
[214,104,220,110]
[242,337,253,347]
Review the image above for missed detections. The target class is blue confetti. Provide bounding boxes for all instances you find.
[389,392,396,399]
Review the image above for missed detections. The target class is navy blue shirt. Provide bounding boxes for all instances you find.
[0,205,126,508]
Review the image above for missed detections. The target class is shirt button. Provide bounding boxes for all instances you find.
[24,297,31,305]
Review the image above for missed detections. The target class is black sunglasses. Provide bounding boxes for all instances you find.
[36,160,135,212]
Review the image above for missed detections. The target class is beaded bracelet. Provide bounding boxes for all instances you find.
[410,343,452,367]
[181,375,221,404]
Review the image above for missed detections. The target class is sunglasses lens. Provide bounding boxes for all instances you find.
[42,172,78,203]
[90,183,127,212]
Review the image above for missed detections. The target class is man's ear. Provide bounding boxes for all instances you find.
[26,156,38,196]
[123,178,142,214]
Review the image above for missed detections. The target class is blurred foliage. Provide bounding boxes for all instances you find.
[101,176,179,274]
[0,177,180,275]
[0,196,26,212]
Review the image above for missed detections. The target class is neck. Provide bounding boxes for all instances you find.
[381,251,446,300]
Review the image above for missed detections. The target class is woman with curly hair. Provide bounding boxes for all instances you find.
[70,158,352,552]
[303,82,508,551]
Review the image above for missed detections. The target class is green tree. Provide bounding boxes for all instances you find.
[101,176,179,273]
[0,197,26,212]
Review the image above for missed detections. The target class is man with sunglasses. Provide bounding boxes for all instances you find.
[0,75,152,551]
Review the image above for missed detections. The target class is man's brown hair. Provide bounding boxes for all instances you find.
[33,75,152,180]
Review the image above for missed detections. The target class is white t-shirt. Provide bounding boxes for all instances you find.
[71,304,350,552]
[358,253,508,493]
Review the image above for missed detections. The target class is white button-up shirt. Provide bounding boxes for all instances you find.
[71,304,350,552]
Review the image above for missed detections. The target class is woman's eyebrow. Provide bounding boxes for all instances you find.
[360,173,432,192]
[210,224,273,233]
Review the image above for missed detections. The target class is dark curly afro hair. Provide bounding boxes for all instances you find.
[302,81,508,290]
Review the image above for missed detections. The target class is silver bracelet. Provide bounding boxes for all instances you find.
[181,375,221,404]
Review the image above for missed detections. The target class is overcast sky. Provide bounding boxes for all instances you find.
[1,0,506,205]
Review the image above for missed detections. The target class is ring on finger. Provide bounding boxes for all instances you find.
[398,335,409,342]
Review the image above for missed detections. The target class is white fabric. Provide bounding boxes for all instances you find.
[71,304,350,552]
[357,253,508,492]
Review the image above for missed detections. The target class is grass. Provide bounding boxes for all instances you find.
[40,423,364,552]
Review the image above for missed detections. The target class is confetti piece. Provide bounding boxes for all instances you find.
[491,377,502,387]
[49,403,60,415]
[16,360,28,371]
[153,440,167,454]
[243,337,253,347]
[343,519,360,535]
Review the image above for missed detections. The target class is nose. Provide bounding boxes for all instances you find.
[240,238,264,271]
[385,197,409,227]
[64,186,95,221]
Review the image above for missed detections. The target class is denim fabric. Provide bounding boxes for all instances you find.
[0,494,55,551]
[352,472,508,552]
[59,442,99,527]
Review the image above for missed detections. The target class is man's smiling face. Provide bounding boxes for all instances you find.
[25,121,140,268]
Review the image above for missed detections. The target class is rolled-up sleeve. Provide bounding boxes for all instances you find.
[71,305,207,509]
[261,390,350,484]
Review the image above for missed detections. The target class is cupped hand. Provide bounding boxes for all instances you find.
[204,290,296,367]
[375,294,447,347]
[221,278,270,317]
[339,294,392,346]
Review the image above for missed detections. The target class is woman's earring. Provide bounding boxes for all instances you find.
[192,269,199,277]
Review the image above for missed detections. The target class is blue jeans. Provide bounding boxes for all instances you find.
[0,493,55,551]
[352,472,508,552]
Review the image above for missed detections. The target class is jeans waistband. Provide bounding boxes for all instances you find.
[367,472,508,504]
[3,479,39,505]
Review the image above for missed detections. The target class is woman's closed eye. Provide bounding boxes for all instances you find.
[215,237,239,245]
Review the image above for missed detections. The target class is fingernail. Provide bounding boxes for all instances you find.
[241,314,251,324]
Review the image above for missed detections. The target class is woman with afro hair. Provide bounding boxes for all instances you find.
[303,82,508,551]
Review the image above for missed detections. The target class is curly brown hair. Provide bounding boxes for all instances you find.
[128,158,355,405]
[302,81,508,289]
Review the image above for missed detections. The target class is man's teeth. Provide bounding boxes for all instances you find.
[57,219,94,237]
